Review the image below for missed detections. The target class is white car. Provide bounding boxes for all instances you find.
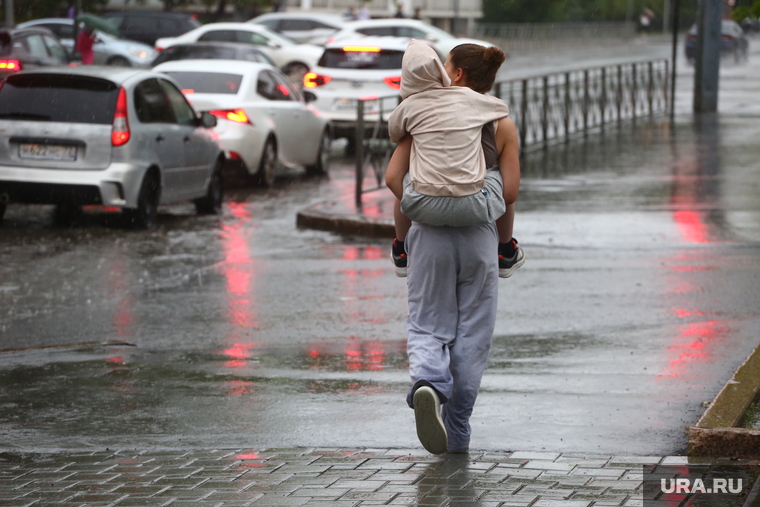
[302,37,405,146]
[16,18,157,67]
[249,13,346,45]
[329,19,492,59]
[154,22,323,84]
[154,59,331,186]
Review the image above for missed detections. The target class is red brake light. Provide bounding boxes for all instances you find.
[182,88,195,95]
[304,72,331,88]
[0,60,22,72]
[383,76,401,90]
[208,108,251,124]
[156,46,164,52]
[112,87,130,146]
[326,38,335,44]
[722,34,735,41]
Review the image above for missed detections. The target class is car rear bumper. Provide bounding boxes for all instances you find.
[0,162,147,208]
[214,121,266,175]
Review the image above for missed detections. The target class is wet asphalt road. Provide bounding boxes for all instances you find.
[1,40,760,456]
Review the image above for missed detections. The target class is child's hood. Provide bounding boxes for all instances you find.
[399,39,451,99]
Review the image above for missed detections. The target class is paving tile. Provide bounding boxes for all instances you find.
[508,452,561,461]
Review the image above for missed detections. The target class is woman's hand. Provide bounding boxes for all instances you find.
[496,117,520,205]
[385,135,412,200]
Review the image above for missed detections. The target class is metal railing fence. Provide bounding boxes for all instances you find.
[351,58,670,205]
[354,94,400,206]
[493,59,670,150]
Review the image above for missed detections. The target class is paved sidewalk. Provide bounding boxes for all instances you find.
[0,447,732,507]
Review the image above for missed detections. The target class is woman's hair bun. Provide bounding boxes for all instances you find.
[483,46,506,69]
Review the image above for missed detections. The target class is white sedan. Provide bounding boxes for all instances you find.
[154,60,331,186]
[302,37,405,146]
[329,19,492,58]
[154,22,324,84]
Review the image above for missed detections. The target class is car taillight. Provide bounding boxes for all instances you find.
[304,72,332,88]
[208,108,251,125]
[383,76,401,90]
[156,46,164,52]
[0,60,22,72]
[722,34,735,41]
[686,33,697,40]
[326,37,335,44]
[112,87,130,146]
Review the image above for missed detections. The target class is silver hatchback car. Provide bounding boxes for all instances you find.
[0,67,224,228]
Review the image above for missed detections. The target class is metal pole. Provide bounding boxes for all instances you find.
[663,0,670,34]
[542,76,548,148]
[583,69,589,135]
[693,0,722,112]
[632,63,638,121]
[519,79,528,149]
[648,61,654,115]
[355,100,365,209]
[617,65,622,125]
[4,0,14,28]
[670,0,680,119]
[601,67,607,131]
[564,72,570,142]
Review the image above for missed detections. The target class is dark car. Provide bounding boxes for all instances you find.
[685,20,748,63]
[151,42,276,67]
[101,11,200,46]
[0,27,69,78]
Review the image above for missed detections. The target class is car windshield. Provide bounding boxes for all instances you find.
[153,45,237,65]
[318,48,404,69]
[163,71,244,94]
[0,74,118,124]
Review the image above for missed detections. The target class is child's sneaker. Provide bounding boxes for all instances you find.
[413,386,447,454]
[498,238,525,278]
[390,238,407,277]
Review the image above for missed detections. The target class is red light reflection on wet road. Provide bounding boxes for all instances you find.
[219,202,258,370]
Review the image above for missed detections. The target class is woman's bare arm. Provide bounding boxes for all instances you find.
[385,135,412,200]
[495,117,520,205]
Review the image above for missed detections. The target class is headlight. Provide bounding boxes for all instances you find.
[128,48,150,58]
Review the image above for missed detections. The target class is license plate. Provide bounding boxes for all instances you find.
[334,98,358,111]
[19,143,77,161]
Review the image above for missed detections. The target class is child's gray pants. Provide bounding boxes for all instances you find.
[404,221,499,453]
[400,167,506,227]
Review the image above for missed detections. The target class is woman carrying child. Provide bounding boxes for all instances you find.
[385,40,521,454]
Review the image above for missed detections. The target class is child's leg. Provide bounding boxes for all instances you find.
[495,203,514,243]
[394,198,412,242]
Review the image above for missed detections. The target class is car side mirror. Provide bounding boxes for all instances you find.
[200,111,217,128]
[267,40,281,49]
[303,91,317,103]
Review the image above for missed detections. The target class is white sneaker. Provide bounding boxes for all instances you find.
[413,386,447,454]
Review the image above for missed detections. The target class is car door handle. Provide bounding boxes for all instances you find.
[183,135,191,142]
[156,135,165,142]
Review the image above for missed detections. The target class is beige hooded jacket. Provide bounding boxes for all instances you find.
[388,39,510,197]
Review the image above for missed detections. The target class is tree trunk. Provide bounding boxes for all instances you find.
[213,0,227,21]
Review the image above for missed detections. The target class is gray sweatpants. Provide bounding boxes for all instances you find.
[400,167,506,227]
[405,222,499,453]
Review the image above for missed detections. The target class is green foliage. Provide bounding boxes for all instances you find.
[483,0,698,26]
[1,0,108,23]
[732,0,760,22]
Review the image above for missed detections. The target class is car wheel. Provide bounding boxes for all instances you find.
[254,137,277,187]
[124,170,160,229]
[195,160,224,215]
[284,62,309,88]
[107,56,131,67]
[306,129,331,176]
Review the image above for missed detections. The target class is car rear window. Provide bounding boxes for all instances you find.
[153,45,237,65]
[0,74,118,124]
[162,72,243,94]
[318,48,404,70]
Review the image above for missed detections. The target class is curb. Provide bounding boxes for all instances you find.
[296,204,395,238]
[689,342,760,457]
